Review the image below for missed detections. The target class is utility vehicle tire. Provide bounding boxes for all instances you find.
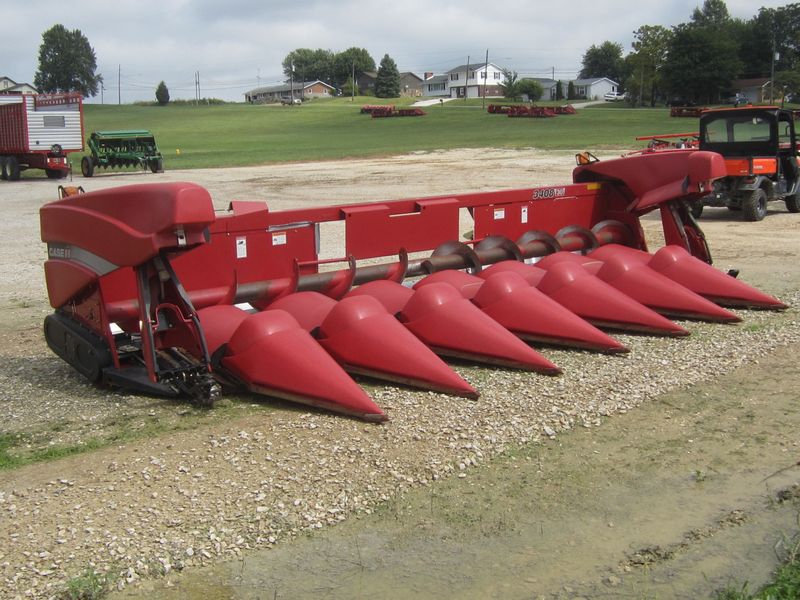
[690,203,703,219]
[742,188,767,221]
[5,156,21,181]
[149,157,163,173]
[0,157,6,180]
[81,156,94,178]
[45,169,67,179]
[786,193,800,213]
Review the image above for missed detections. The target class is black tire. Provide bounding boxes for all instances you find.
[81,156,94,178]
[45,168,67,179]
[0,156,7,180]
[786,193,800,213]
[690,203,703,219]
[149,157,163,173]
[5,156,21,181]
[742,188,767,221]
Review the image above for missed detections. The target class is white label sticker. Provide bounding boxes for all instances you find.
[521,206,528,224]
[272,232,287,246]
[494,208,505,220]
[236,236,247,259]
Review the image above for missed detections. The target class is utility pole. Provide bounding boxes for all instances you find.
[770,32,776,104]
[464,55,470,101]
[482,49,489,110]
[290,62,294,101]
[117,64,121,105]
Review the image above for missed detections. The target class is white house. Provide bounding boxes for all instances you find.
[572,78,618,100]
[421,63,505,98]
[0,76,38,95]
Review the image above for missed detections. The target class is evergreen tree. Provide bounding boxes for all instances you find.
[555,80,564,101]
[567,80,576,100]
[375,54,400,98]
[155,81,170,105]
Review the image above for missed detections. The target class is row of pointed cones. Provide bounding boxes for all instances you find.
[196,244,786,422]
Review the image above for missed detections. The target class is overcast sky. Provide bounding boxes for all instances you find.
[3,0,791,103]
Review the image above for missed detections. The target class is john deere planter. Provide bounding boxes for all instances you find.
[81,130,164,177]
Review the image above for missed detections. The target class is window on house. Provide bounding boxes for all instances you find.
[450,73,459,81]
[481,72,487,79]
[493,72,500,80]
[469,71,475,79]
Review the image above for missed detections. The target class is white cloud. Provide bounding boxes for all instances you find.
[2,0,792,102]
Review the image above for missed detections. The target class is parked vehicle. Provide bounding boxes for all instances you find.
[0,93,84,181]
[692,106,799,220]
[604,92,625,101]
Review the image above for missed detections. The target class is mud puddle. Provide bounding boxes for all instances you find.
[117,344,800,600]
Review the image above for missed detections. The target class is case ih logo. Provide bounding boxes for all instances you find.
[48,245,71,259]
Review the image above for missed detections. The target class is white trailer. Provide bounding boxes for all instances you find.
[0,93,84,180]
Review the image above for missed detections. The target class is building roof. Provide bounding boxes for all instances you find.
[424,75,448,84]
[733,78,771,89]
[573,77,618,86]
[246,80,334,95]
[446,63,502,74]
[528,78,558,86]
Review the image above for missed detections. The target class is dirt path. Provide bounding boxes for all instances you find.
[122,343,800,600]
[0,148,798,599]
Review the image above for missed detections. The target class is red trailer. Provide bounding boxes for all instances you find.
[0,93,84,181]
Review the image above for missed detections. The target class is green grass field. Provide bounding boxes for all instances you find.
[80,97,701,170]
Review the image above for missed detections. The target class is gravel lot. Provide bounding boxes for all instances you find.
[0,148,798,599]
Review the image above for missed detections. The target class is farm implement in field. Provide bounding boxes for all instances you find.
[366,106,426,118]
[81,130,164,177]
[488,104,576,117]
[40,150,787,421]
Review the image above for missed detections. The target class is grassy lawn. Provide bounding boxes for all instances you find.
[79,97,701,170]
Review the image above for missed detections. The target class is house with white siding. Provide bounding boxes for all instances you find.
[421,63,505,98]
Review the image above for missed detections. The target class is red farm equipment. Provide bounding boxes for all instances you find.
[39,150,787,422]
[488,104,575,117]
[507,106,556,118]
[368,107,426,118]
[0,93,84,181]
[626,132,700,156]
[670,106,707,118]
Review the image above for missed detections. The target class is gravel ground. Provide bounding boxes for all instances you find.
[0,148,798,598]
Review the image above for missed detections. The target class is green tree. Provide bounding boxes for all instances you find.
[555,80,564,100]
[567,80,576,100]
[661,23,742,103]
[579,41,626,83]
[332,48,375,87]
[375,54,400,98]
[691,0,731,27]
[34,24,102,97]
[155,81,170,105]
[500,69,520,99]
[341,76,359,97]
[517,79,545,102]
[282,48,334,83]
[627,25,672,106]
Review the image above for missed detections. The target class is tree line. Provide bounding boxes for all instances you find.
[579,0,800,105]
